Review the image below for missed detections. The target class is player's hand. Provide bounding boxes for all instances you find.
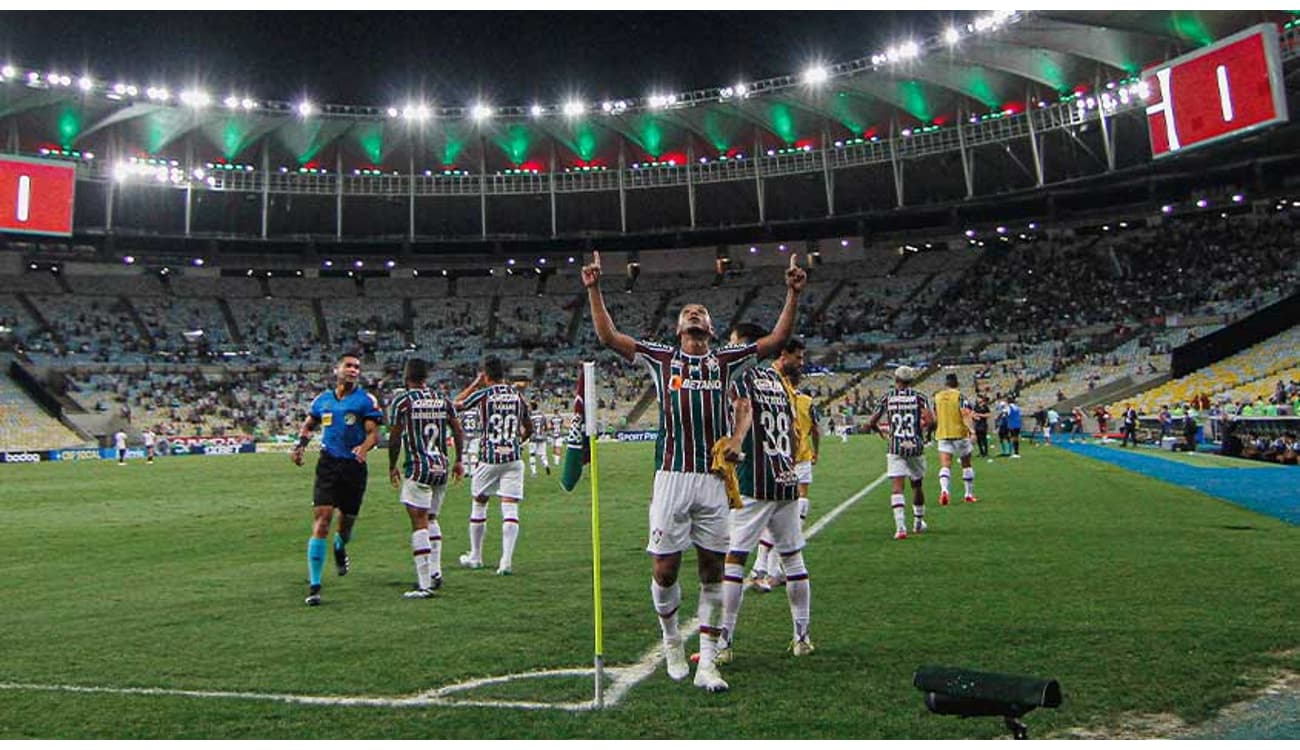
[389,467,401,488]
[581,251,602,288]
[811,452,818,465]
[291,446,305,466]
[352,445,370,464]
[785,253,808,293]
[452,460,464,483]
[724,435,744,463]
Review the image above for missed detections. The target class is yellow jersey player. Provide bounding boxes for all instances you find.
[933,372,978,505]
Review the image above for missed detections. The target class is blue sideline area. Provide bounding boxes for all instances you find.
[1059,442,1300,526]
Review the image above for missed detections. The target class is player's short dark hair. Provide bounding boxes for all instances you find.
[783,337,806,354]
[730,322,767,344]
[945,372,958,388]
[482,355,506,382]
[404,358,429,383]
[338,350,362,363]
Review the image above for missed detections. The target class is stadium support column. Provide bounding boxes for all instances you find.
[618,139,628,234]
[6,120,17,154]
[1025,96,1045,188]
[105,137,116,233]
[184,138,194,237]
[686,141,697,229]
[754,129,765,225]
[956,107,974,199]
[479,136,488,240]
[889,118,904,208]
[549,142,558,238]
[821,124,834,217]
[260,142,270,240]
[408,151,416,242]
[1096,76,1116,173]
[335,151,343,240]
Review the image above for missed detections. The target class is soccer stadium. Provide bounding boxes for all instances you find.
[1,8,1298,740]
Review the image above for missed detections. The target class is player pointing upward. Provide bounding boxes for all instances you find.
[583,249,806,693]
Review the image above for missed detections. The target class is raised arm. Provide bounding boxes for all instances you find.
[582,251,638,362]
[756,253,808,358]
[453,372,486,410]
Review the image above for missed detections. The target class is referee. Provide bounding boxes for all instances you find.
[292,351,383,606]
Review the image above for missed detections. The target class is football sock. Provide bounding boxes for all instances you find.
[307,536,326,587]
[411,529,431,590]
[798,496,810,523]
[500,501,520,570]
[528,454,537,476]
[783,551,811,639]
[962,467,975,497]
[939,467,951,494]
[651,580,681,640]
[751,539,773,576]
[426,516,443,577]
[469,500,488,562]
[1012,438,1020,454]
[333,530,350,552]
[891,494,906,530]
[697,581,722,665]
[721,561,746,638]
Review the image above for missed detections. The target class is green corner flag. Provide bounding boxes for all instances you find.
[560,363,591,492]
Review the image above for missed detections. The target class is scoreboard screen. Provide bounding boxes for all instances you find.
[0,155,77,237]
[1142,23,1289,159]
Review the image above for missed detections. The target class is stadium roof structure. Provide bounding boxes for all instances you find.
[2,9,1299,244]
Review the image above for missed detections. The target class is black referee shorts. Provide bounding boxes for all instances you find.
[313,454,368,516]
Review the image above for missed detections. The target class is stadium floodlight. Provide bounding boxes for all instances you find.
[898,41,920,60]
[567,256,576,263]
[944,27,961,45]
[1231,194,1244,203]
[735,83,748,98]
[1196,199,1209,208]
[563,100,586,118]
[297,100,314,117]
[385,259,396,269]
[192,168,206,180]
[323,260,333,268]
[841,239,850,247]
[719,86,734,100]
[996,226,1007,234]
[123,255,135,265]
[803,65,830,85]
[471,103,493,122]
[1161,204,1174,214]
[192,258,204,267]
[241,98,256,110]
[353,260,364,268]
[78,76,93,91]
[530,103,544,118]
[181,90,211,108]
[27,71,40,84]
[1,65,13,79]
[387,107,398,118]
[224,95,240,109]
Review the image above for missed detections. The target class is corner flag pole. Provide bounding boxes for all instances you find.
[584,361,605,708]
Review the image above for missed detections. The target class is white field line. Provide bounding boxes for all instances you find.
[0,472,888,712]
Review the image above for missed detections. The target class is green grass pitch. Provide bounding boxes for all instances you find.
[0,437,1295,738]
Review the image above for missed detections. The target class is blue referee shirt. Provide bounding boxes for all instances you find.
[310,386,384,460]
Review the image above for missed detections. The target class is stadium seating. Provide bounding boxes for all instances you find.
[0,370,89,451]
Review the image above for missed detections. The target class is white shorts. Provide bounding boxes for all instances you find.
[937,438,973,457]
[646,470,730,555]
[467,439,481,459]
[529,440,547,456]
[399,478,448,513]
[887,454,927,482]
[794,460,813,485]
[553,436,564,449]
[471,460,525,500]
[729,496,805,555]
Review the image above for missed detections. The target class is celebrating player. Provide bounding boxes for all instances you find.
[932,372,978,505]
[583,249,805,693]
[387,358,464,599]
[291,352,383,606]
[717,324,814,672]
[865,366,935,540]
[455,356,532,576]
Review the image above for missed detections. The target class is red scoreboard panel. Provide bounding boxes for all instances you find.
[1143,23,1289,159]
[0,155,77,237]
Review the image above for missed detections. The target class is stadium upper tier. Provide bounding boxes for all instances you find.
[1,13,1296,240]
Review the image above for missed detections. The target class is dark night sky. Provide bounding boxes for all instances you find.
[0,10,970,107]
